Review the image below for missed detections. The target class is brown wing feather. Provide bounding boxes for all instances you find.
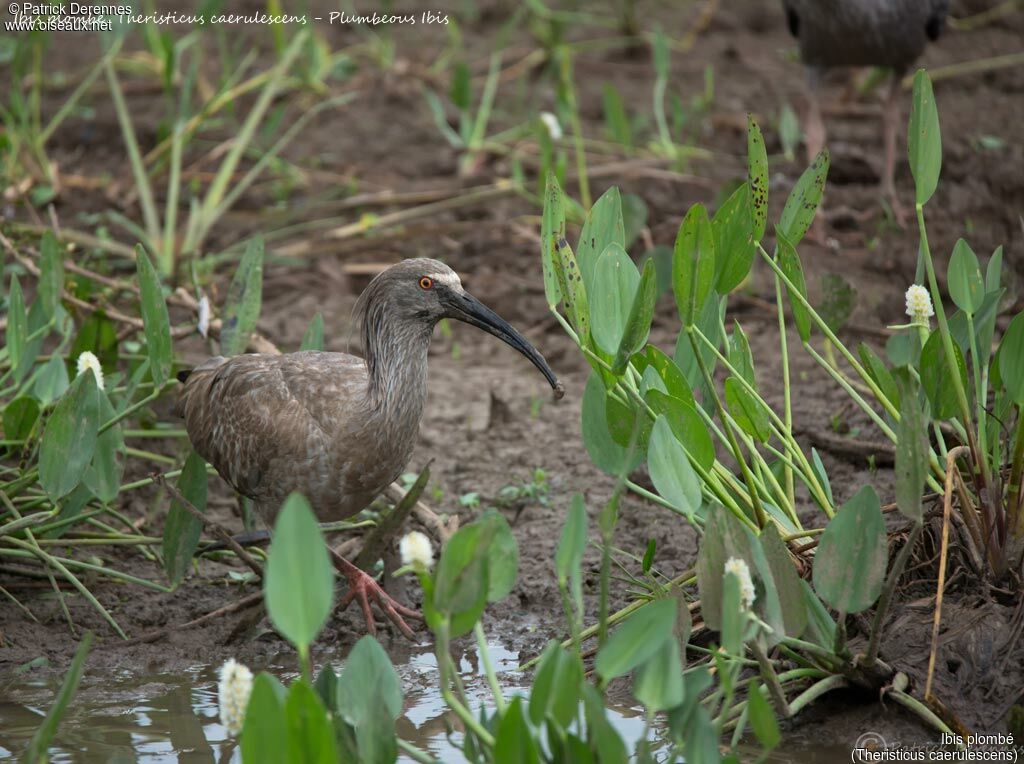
[177,352,371,512]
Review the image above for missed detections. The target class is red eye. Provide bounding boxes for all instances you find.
[419,276,434,290]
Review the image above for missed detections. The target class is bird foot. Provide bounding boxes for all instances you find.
[331,550,421,641]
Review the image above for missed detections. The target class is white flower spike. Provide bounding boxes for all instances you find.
[724,557,756,611]
[218,658,254,737]
[539,112,563,141]
[905,284,934,326]
[75,351,104,391]
[399,530,434,570]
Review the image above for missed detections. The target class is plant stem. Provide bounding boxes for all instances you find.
[473,622,506,714]
[786,675,847,716]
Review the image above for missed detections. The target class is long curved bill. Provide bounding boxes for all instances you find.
[444,290,564,399]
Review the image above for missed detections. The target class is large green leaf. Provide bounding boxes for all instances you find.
[908,69,942,206]
[430,521,493,636]
[777,149,829,246]
[38,230,65,319]
[644,390,714,470]
[82,391,125,503]
[812,486,887,613]
[920,329,968,419]
[3,396,39,441]
[265,493,335,653]
[711,183,754,293]
[162,449,209,587]
[895,374,928,523]
[724,377,771,443]
[595,597,677,680]
[590,243,640,356]
[672,204,716,326]
[581,372,642,475]
[775,232,811,342]
[241,673,288,763]
[747,114,768,242]
[529,642,582,728]
[947,239,984,315]
[647,415,702,521]
[337,635,403,722]
[758,524,808,641]
[999,313,1024,406]
[39,372,102,500]
[136,246,173,385]
[577,186,625,297]
[494,697,541,764]
[482,509,518,603]
[541,172,565,309]
[695,505,754,630]
[285,680,340,764]
[747,684,781,751]
[613,258,658,374]
[633,635,684,711]
[220,237,265,356]
[858,344,900,410]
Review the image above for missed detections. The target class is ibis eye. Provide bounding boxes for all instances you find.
[419,276,434,290]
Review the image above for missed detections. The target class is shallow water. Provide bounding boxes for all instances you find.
[0,640,844,762]
[0,641,651,762]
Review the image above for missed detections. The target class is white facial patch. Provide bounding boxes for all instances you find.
[429,271,463,292]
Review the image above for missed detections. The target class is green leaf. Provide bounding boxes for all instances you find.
[136,245,173,385]
[33,354,69,406]
[338,635,403,722]
[818,273,856,333]
[494,697,541,764]
[908,69,942,206]
[712,183,755,293]
[6,274,27,372]
[482,509,518,603]
[634,345,694,406]
[541,173,566,309]
[554,234,590,345]
[3,396,39,441]
[430,522,491,636]
[300,313,324,351]
[529,642,582,728]
[812,485,887,613]
[82,391,125,503]
[265,493,335,654]
[38,230,65,319]
[758,523,808,641]
[724,377,771,443]
[220,236,264,356]
[644,390,714,470]
[986,246,1003,292]
[595,598,677,680]
[999,312,1024,406]
[285,680,339,764]
[775,231,811,342]
[582,684,629,764]
[555,494,587,589]
[25,631,93,762]
[633,635,684,712]
[747,684,781,750]
[746,114,768,241]
[590,243,640,356]
[858,344,900,410]
[241,673,288,763]
[162,449,209,586]
[613,258,658,374]
[727,322,756,387]
[895,374,928,523]
[948,239,984,314]
[672,203,716,326]
[647,416,702,520]
[39,372,102,500]
[777,149,829,246]
[581,372,642,475]
[695,505,754,630]
[920,329,968,419]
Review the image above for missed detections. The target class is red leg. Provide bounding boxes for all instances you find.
[329,549,421,641]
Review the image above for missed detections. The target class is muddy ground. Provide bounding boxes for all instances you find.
[2,0,1023,748]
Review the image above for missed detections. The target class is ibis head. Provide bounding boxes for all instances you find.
[356,258,563,398]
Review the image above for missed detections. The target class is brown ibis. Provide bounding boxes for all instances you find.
[782,0,950,225]
[177,258,563,639]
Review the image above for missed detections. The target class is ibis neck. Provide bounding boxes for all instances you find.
[362,315,434,427]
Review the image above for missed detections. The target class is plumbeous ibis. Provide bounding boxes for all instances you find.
[782,0,950,224]
[177,258,563,638]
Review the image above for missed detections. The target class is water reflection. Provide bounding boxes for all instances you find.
[0,641,652,763]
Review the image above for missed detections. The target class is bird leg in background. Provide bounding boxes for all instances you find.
[331,548,421,641]
[882,73,909,227]
[803,76,828,245]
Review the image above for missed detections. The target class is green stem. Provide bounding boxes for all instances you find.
[786,675,848,716]
[474,622,506,714]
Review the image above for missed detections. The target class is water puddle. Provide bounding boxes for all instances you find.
[0,641,651,762]
[0,641,843,761]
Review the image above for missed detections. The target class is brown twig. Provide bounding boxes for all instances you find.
[113,590,264,647]
[925,446,970,700]
[152,473,264,581]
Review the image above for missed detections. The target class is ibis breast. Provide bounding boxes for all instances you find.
[177,352,418,523]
